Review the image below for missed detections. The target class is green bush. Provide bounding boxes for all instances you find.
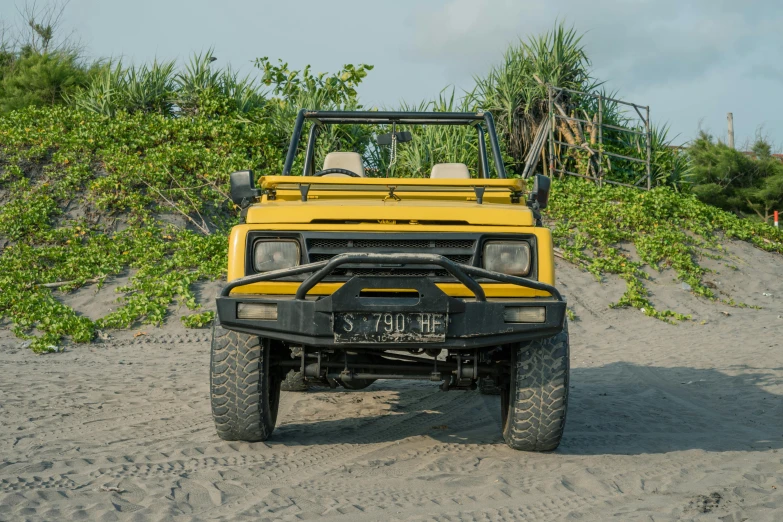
[687,132,783,223]
[0,51,89,113]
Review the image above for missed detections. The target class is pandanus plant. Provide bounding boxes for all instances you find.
[473,23,592,175]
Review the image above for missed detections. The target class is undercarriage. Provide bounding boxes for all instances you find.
[274,347,508,391]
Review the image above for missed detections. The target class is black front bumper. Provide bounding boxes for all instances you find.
[216,253,566,350]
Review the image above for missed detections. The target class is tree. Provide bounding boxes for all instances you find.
[0,1,90,113]
[687,131,783,223]
[0,50,87,112]
[740,139,783,222]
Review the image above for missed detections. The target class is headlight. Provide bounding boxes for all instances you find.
[483,241,531,276]
[253,240,300,272]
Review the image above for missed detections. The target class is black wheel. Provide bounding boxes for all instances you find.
[280,369,309,392]
[210,322,282,442]
[338,378,376,390]
[501,322,569,451]
[478,377,501,395]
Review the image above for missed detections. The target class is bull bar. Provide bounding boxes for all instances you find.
[217,253,566,350]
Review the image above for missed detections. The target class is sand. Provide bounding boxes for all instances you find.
[1,239,782,521]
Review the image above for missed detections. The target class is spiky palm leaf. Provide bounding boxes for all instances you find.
[474,22,592,174]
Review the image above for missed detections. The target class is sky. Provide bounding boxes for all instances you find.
[3,0,781,148]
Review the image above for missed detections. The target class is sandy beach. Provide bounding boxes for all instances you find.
[1,240,781,521]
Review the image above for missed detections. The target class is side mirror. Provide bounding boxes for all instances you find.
[230,170,259,207]
[530,174,551,210]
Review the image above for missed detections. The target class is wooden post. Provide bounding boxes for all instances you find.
[727,112,735,149]
[598,94,603,188]
[645,105,651,190]
[547,85,555,178]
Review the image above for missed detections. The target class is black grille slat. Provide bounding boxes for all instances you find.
[311,253,472,264]
[305,235,477,281]
[308,239,475,250]
[309,253,339,262]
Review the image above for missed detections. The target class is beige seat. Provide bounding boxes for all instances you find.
[322,152,365,177]
[430,163,470,179]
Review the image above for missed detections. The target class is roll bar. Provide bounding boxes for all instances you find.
[281,110,508,179]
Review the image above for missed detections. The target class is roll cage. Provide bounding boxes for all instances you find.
[281,109,508,179]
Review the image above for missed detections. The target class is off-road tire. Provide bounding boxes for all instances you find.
[478,377,501,395]
[501,322,569,451]
[280,370,309,392]
[210,323,281,442]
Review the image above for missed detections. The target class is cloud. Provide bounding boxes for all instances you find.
[405,0,783,143]
[408,0,783,90]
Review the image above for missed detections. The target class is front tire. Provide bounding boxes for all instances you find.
[210,323,281,442]
[501,322,569,451]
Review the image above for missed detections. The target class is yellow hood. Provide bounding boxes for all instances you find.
[246,199,532,226]
[245,176,532,226]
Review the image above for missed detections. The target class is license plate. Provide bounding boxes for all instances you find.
[334,312,447,343]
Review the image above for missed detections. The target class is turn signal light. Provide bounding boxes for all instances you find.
[237,303,278,320]
[503,306,545,323]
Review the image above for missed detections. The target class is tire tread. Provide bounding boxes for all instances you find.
[503,323,569,451]
[210,323,278,442]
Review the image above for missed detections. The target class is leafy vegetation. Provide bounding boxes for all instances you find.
[0,11,780,351]
[548,178,782,321]
[0,106,278,351]
[0,50,90,113]
[181,311,215,329]
[687,132,783,224]
[0,2,94,114]
[69,50,266,118]
[258,57,376,173]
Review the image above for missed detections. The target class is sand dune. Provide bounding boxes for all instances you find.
[1,241,781,521]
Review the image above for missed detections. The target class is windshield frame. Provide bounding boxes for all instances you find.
[281,110,507,180]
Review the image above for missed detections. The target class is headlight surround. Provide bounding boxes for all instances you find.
[253,240,300,272]
[482,241,531,276]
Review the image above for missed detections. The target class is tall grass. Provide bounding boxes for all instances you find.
[70,50,264,117]
[70,60,176,116]
[376,89,481,177]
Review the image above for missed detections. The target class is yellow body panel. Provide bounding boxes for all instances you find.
[227,176,554,299]
[260,175,526,191]
[228,224,555,298]
[245,199,534,226]
[248,176,530,225]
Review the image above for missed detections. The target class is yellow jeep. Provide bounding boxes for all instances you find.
[211,110,568,451]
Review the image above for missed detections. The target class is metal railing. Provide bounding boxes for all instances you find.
[546,85,652,190]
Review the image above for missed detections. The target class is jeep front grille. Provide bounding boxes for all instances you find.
[305,235,478,280]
